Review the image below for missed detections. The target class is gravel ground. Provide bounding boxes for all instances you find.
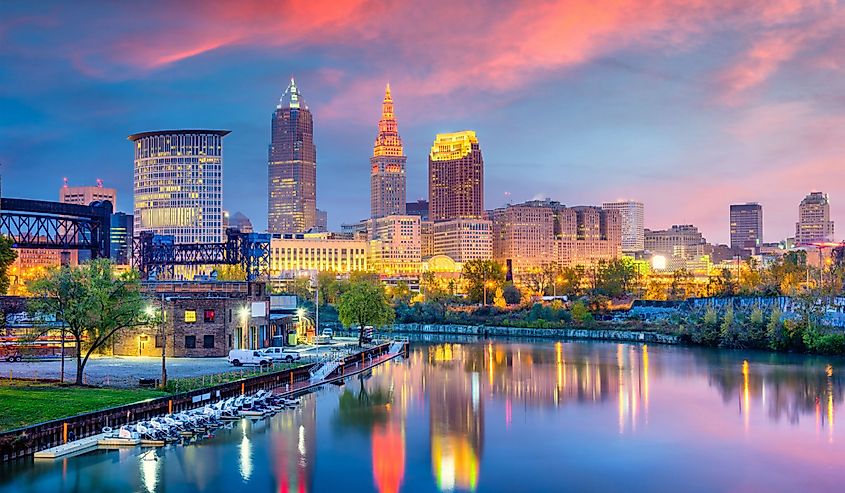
[0,340,360,388]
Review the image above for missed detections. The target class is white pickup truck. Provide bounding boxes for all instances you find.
[262,347,302,363]
[227,349,273,367]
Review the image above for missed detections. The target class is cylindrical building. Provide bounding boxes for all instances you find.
[129,129,229,244]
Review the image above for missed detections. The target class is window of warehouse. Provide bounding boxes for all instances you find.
[185,335,196,349]
[203,335,215,348]
[185,310,197,323]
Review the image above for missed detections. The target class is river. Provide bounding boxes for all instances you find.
[2,337,844,492]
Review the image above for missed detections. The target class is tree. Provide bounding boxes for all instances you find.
[493,287,507,308]
[287,276,313,301]
[502,282,522,305]
[558,266,585,297]
[213,264,246,281]
[594,258,636,298]
[317,271,341,305]
[0,236,18,295]
[337,279,395,346]
[28,259,150,385]
[461,259,505,303]
[388,281,412,305]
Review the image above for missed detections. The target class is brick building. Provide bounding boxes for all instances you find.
[112,281,270,358]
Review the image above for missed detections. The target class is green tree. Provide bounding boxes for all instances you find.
[502,282,522,305]
[213,264,246,281]
[286,276,313,301]
[389,281,412,305]
[570,300,593,324]
[594,258,636,298]
[337,279,395,346]
[317,271,341,305]
[558,266,585,297]
[28,260,150,385]
[0,236,18,295]
[461,259,505,303]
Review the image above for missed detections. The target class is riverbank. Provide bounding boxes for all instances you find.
[384,322,680,344]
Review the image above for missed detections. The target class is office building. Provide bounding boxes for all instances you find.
[431,218,493,263]
[268,78,317,233]
[269,233,368,277]
[407,199,429,221]
[429,131,484,222]
[110,212,133,265]
[602,201,644,252]
[315,209,328,232]
[729,203,763,252]
[369,215,422,275]
[370,84,407,218]
[60,179,117,206]
[129,129,227,244]
[796,192,834,245]
[645,224,706,258]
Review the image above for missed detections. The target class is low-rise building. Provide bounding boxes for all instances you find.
[270,232,369,277]
[113,281,271,358]
[431,218,492,263]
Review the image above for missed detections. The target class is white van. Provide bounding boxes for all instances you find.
[228,349,273,367]
[262,347,302,362]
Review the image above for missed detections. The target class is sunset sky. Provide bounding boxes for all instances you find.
[1,0,844,243]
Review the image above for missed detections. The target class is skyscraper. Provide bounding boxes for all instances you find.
[729,202,763,252]
[371,83,407,219]
[110,212,133,265]
[796,192,834,245]
[429,131,484,222]
[269,78,317,233]
[129,129,227,244]
[602,201,644,252]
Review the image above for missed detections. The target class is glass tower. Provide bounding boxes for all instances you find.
[130,129,227,244]
[268,78,317,233]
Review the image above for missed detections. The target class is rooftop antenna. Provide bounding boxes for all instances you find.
[63,177,69,188]
[96,178,103,188]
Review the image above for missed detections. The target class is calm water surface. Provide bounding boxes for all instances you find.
[2,338,845,492]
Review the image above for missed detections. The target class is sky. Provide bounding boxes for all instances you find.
[1,0,844,244]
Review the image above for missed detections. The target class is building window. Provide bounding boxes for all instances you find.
[185,310,197,323]
[154,335,163,348]
[185,335,196,349]
[204,309,215,323]
[203,335,215,349]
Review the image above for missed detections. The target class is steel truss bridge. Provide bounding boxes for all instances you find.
[134,228,270,281]
[0,197,112,259]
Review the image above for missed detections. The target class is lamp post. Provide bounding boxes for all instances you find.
[145,293,167,389]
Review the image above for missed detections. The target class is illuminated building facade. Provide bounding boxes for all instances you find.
[796,192,834,245]
[429,131,484,222]
[431,218,492,263]
[491,200,621,279]
[130,129,227,244]
[268,78,317,233]
[269,233,369,277]
[644,225,706,257]
[729,202,763,252]
[602,201,644,252]
[421,220,434,259]
[371,84,407,219]
[369,215,422,275]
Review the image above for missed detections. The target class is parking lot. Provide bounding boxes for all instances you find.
[0,339,361,388]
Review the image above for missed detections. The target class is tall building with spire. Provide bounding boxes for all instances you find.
[268,78,317,233]
[370,83,407,219]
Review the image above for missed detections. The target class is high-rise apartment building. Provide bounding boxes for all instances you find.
[796,192,834,245]
[268,78,317,233]
[370,84,407,219]
[644,225,706,257]
[729,203,763,252]
[130,129,227,244]
[429,131,484,222]
[602,201,644,252]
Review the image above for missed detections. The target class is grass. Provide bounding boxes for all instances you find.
[0,381,167,432]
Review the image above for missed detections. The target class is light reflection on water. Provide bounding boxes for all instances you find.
[2,339,845,492]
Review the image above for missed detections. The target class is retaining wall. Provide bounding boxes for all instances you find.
[386,323,680,345]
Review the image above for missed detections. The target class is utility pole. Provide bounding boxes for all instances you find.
[160,293,167,389]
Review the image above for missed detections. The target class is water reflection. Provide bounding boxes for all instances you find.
[3,340,845,493]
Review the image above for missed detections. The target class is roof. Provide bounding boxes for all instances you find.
[127,129,231,141]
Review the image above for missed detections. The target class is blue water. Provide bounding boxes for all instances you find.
[2,339,844,492]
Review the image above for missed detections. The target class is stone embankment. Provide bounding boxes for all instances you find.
[389,323,680,345]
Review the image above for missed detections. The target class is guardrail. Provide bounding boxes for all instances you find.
[0,343,397,462]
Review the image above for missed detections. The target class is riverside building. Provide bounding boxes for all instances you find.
[129,129,227,244]
[601,201,644,253]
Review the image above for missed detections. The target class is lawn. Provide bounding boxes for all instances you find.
[0,381,167,432]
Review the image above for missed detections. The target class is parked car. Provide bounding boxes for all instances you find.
[321,328,333,338]
[262,347,302,363]
[228,349,272,367]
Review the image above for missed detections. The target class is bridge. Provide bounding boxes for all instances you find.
[134,228,270,281]
[0,197,112,259]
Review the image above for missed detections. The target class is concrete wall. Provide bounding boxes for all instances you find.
[386,323,680,345]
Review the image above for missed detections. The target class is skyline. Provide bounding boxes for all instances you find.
[2,1,845,243]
